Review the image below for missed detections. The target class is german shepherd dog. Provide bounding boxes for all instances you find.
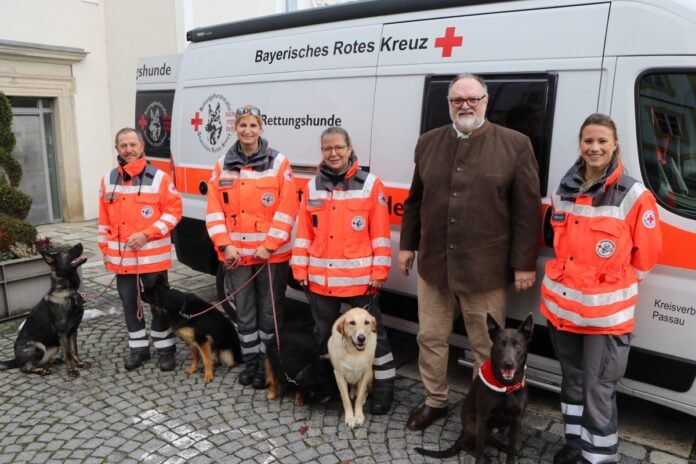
[0,243,88,378]
[415,313,534,464]
[142,276,241,383]
[265,321,339,405]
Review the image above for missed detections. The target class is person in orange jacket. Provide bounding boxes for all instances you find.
[291,126,396,414]
[206,105,298,389]
[98,128,182,371]
[541,114,662,464]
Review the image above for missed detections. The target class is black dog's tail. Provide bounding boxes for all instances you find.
[414,438,464,459]
[0,358,19,370]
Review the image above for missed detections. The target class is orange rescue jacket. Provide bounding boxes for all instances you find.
[206,140,298,265]
[540,158,662,335]
[98,156,182,274]
[291,158,392,297]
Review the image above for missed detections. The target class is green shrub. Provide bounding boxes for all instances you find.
[0,91,37,256]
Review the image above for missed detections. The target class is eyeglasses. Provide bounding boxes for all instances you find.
[321,145,348,154]
[448,95,487,108]
[236,107,261,117]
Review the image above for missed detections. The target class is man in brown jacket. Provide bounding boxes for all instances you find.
[398,73,541,431]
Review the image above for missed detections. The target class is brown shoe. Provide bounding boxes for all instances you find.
[406,404,448,431]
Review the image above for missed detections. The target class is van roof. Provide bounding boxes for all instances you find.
[187,0,519,43]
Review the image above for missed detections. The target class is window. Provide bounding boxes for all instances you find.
[638,71,696,217]
[420,73,557,196]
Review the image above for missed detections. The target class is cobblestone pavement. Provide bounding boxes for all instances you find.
[0,220,691,463]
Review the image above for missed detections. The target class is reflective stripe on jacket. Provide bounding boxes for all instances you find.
[98,156,182,274]
[206,147,298,265]
[540,159,662,335]
[291,159,392,297]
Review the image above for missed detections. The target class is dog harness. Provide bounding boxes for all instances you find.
[478,359,525,394]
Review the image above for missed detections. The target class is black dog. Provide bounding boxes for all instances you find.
[142,277,241,383]
[0,243,88,378]
[415,313,534,464]
[266,321,338,405]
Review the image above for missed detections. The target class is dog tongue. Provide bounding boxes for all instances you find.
[502,368,516,380]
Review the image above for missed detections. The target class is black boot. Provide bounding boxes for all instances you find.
[239,356,258,386]
[158,352,176,372]
[252,356,267,390]
[370,390,393,415]
[553,445,581,464]
[124,350,150,371]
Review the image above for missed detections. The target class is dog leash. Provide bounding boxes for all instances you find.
[178,261,265,320]
[268,263,299,386]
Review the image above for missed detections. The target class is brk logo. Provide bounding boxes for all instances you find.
[191,94,234,153]
[139,101,170,148]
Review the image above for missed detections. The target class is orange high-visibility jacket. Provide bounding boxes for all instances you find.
[291,159,392,297]
[540,159,662,335]
[206,143,298,265]
[98,156,182,275]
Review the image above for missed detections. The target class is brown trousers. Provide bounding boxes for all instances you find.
[416,276,506,408]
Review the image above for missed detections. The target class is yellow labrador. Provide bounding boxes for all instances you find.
[328,307,377,428]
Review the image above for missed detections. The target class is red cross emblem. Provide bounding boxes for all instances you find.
[434,27,463,58]
[137,114,148,131]
[190,112,204,131]
[642,210,657,229]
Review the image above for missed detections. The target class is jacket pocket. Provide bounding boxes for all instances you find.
[344,240,372,259]
[134,195,160,222]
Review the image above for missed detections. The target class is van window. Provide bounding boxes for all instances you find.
[134,90,174,159]
[420,74,557,197]
[638,71,696,218]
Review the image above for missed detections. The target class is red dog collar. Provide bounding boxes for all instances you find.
[478,359,525,394]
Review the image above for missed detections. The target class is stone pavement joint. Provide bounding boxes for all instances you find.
[0,220,686,462]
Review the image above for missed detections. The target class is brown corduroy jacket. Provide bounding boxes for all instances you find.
[400,121,541,294]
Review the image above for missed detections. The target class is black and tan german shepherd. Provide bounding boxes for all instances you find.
[0,243,88,378]
[415,313,534,464]
[142,276,241,383]
[266,321,339,405]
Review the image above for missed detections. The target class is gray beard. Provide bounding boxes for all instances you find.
[454,116,484,134]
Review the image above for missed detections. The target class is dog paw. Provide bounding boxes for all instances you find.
[267,390,277,401]
[203,374,213,383]
[345,414,357,428]
[67,369,80,378]
[354,412,364,426]
[184,366,197,375]
[77,361,90,368]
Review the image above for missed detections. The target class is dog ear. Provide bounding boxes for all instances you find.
[519,313,535,340]
[370,315,377,334]
[335,313,346,337]
[486,313,501,340]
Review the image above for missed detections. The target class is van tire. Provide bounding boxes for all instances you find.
[216,263,238,323]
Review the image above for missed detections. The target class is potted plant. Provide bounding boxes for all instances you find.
[0,90,52,319]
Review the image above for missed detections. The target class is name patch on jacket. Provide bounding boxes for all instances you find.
[551,212,566,222]
[219,179,234,187]
[308,199,324,207]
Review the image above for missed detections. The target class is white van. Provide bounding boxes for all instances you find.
[135,0,696,416]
